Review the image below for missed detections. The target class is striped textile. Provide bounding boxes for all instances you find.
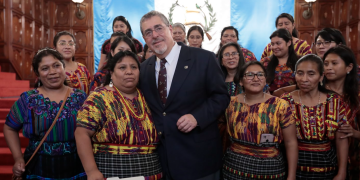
[225,82,243,96]
[76,87,159,146]
[90,68,108,91]
[94,153,162,179]
[65,63,92,95]
[296,141,337,179]
[5,88,87,179]
[241,47,257,62]
[281,93,349,141]
[260,57,296,94]
[225,96,294,144]
[24,148,86,180]
[281,93,349,179]
[223,141,286,180]
[261,39,312,59]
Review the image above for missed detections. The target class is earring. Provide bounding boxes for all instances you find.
[109,79,113,87]
[320,81,323,86]
[347,72,350,74]
[38,80,41,87]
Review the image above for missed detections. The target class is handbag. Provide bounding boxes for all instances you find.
[12,88,71,180]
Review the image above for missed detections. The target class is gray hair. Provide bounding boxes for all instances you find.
[140,11,170,35]
[172,22,186,33]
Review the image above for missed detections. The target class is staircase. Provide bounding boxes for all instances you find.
[0,66,30,179]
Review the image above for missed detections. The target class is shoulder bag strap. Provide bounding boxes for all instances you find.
[24,87,71,166]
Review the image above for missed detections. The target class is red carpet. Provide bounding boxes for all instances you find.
[0,66,29,179]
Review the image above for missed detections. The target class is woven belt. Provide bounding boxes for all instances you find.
[224,165,285,179]
[230,142,279,158]
[297,166,336,172]
[298,141,331,152]
[93,143,156,155]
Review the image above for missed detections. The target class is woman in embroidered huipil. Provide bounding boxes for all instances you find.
[3,48,87,179]
[75,51,162,179]
[281,54,349,180]
[53,31,92,95]
[98,16,143,70]
[216,26,257,62]
[90,35,137,92]
[261,13,311,59]
[323,46,360,180]
[261,28,299,94]
[223,61,298,180]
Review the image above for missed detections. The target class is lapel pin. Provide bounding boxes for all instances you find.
[184,66,188,69]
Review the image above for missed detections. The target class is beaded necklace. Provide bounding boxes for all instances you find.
[113,86,146,121]
[298,91,324,140]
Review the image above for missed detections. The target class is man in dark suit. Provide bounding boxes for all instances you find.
[139,11,230,180]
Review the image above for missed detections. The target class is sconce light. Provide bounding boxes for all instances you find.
[72,0,85,20]
[303,0,316,19]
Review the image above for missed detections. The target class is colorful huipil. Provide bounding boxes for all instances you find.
[76,87,162,179]
[65,63,91,95]
[281,92,349,179]
[345,93,360,180]
[241,48,257,62]
[89,69,108,91]
[261,57,295,94]
[261,39,312,59]
[225,82,243,96]
[5,88,87,180]
[222,96,294,180]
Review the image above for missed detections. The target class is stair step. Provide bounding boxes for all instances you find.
[0,147,26,166]
[0,80,29,88]
[0,132,28,148]
[0,120,5,133]
[0,72,16,80]
[0,165,12,179]
[0,98,17,109]
[0,87,30,97]
[0,109,9,119]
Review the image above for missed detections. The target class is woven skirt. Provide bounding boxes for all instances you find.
[23,149,86,179]
[222,149,286,180]
[94,152,162,179]
[296,142,337,180]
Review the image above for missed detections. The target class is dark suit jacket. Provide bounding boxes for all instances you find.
[139,42,230,180]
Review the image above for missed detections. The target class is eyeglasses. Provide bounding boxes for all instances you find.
[314,41,334,47]
[144,25,165,38]
[244,72,265,80]
[223,52,239,58]
[58,41,75,46]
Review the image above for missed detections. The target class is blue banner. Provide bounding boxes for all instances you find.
[231,0,294,60]
[93,0,154,72]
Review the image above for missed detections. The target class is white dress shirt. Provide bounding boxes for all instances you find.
[155,43,181,96]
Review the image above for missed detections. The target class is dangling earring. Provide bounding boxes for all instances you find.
[38,79,41,87]
[109,79,113,87]
[320,81,323,86]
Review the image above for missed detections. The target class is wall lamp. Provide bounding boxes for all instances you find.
[303,0,316,19]
[72,0,85,19]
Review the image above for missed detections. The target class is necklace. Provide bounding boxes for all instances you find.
[244,92,265,104]
[113,86,146,121]
[298,90,323,140]
[299,90,321,105]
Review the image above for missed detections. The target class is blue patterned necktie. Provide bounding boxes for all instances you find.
[158,58,167,105]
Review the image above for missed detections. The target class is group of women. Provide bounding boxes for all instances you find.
[2,12,360,180]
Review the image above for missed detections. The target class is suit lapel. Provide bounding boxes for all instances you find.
[165,45,193,108]
[147,56,163,108]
